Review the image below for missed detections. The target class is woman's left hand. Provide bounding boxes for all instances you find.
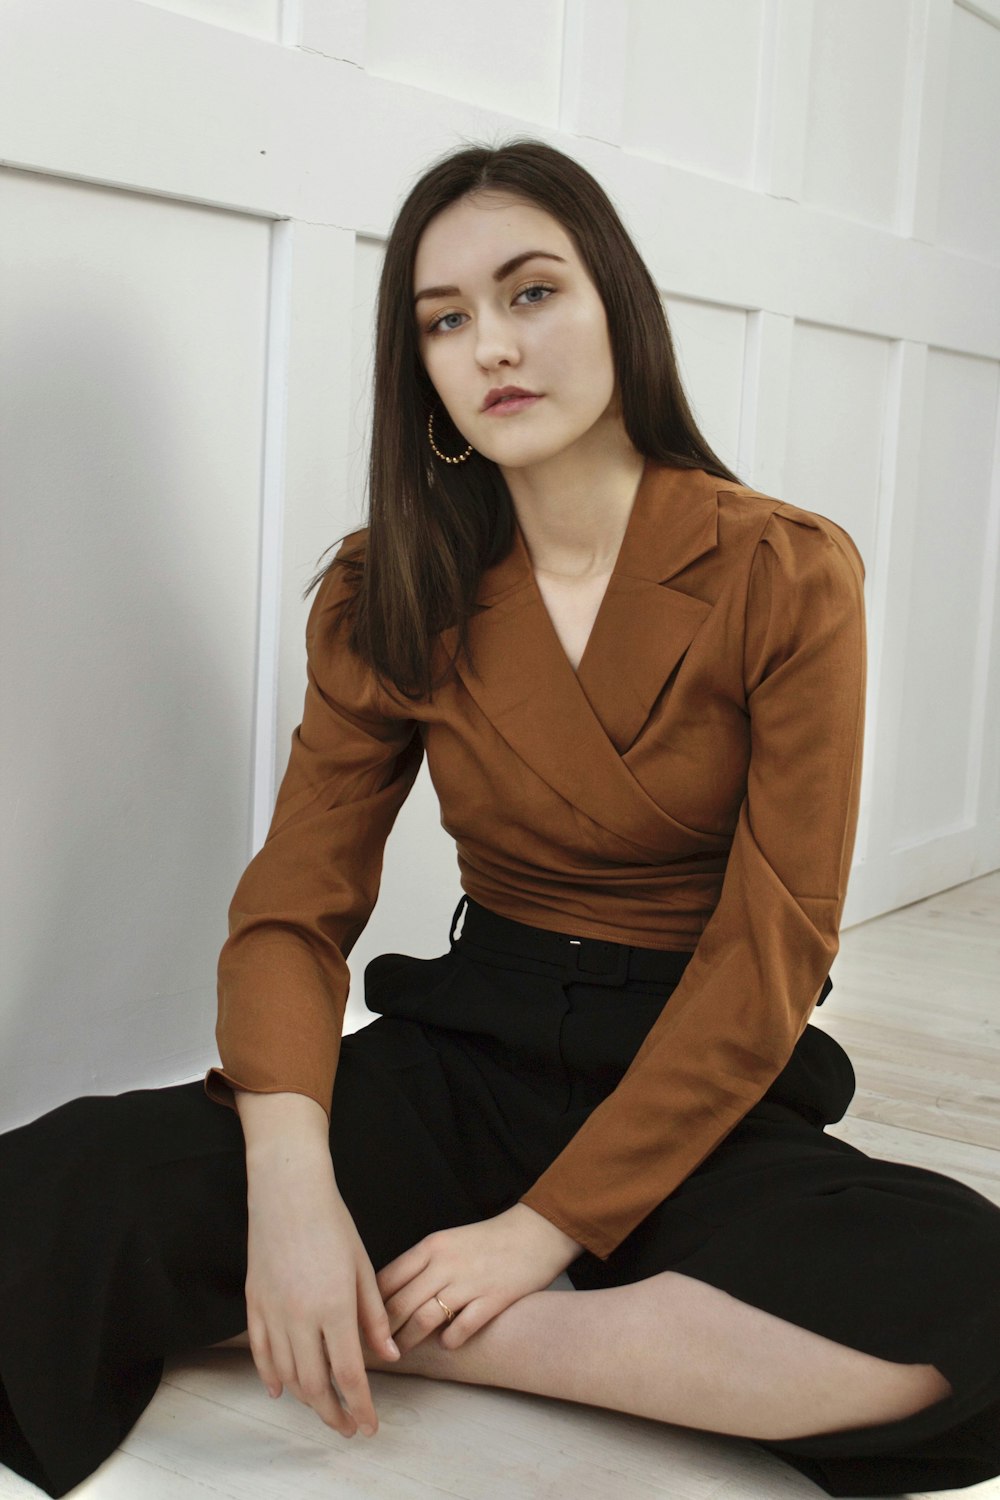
[376,1203,583,1353]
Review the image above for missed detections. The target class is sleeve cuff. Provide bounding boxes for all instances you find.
[201,1067,333,1126]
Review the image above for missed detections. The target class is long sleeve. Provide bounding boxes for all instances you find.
[204,550,423,1122]
[517,510,867,1260]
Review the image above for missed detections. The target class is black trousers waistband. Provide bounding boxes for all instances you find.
[449,894,694,988]
[449,895,833,1005]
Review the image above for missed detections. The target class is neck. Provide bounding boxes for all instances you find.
[499,424,647,581]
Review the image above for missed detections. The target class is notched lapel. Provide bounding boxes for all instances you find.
[577,577,712,753]
[578,462,721,752]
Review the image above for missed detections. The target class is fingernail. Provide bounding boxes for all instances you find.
[359,1423,375,1437]
[385,1337,400,1357]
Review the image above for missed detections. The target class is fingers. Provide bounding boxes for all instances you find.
[358,1263,400,1363]
[390,1289,454,1355]
[323,1332,379,1437]
[376,1242,429,1303]
[249,1317,375,1438]
[247,1315,282,1399]
[438,1298,484,1350]
[288,1327,359,1436]
[376,1233,461,1354]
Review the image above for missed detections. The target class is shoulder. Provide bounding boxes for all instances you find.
[713,483,866,587]
[303,526,409,725]
[306,525,369,632]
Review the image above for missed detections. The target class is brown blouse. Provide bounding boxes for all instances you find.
[204,460,867,1261]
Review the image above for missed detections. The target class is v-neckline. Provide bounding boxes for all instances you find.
[528,563,616,679]
[446,459,722,765]
[512,480,639,682]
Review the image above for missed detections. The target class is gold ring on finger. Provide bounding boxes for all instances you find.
[434,1294,454,1323]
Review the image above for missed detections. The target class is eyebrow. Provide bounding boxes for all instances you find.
[413,250,567,306]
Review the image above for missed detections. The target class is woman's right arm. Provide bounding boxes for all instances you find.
[206,543,419,1437]
[207,540,425,1126]
[235,1089,400,1439]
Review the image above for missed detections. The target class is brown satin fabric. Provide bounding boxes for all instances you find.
[205,460,867,1261]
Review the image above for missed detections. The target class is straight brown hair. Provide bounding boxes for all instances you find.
[305,137,744,702]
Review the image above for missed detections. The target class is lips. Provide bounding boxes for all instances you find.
[482,385,539,411]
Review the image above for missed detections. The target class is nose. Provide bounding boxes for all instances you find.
[474,308,521,372]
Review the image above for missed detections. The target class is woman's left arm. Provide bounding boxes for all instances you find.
[514,508,868,1262]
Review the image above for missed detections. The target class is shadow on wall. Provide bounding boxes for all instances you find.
[1,181,267,1128]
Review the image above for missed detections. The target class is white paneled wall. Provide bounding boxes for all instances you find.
[1,0,998,1126]
[366,0,565,123]
[0,167,268,1113]
[897,350,999,840]
[784,324,892,553]
[622,0,766,181]
[348,236,385,512]
[801,0,913,229]
[662,296,748,466]
[135,0,281,38]
[939,3,1000,259]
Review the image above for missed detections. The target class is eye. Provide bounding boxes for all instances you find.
[426,310,467,336]
[514,281,555,306]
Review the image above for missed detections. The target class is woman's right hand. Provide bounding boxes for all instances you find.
[237,1095,399,1438]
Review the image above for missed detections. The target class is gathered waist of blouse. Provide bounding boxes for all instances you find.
[455,871,712,958]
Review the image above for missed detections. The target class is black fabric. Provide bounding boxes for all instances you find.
[1,895,998,1497]
[452,892,834,1005]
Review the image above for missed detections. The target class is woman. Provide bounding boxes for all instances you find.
[2,138,998,1499]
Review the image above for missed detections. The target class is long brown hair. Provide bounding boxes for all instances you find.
[306,137,743,702]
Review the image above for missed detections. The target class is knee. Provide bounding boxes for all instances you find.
[831,1360,955,1438]
[906,1363,954,1411]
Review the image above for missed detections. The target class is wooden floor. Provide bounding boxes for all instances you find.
[2,871,997,1500]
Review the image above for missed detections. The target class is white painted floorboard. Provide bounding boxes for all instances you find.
[2,873,997,1500]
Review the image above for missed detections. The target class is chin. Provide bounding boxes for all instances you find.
[482,431,586,470]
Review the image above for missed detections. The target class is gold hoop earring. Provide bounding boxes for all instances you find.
[428,407,473,465]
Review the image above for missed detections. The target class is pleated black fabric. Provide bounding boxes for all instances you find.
[2,895,998,1497]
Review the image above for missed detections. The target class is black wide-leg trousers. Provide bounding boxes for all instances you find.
[2,894,998,1498]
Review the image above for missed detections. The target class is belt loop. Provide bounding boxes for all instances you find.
[449,893,469,948]
[565,937,631,986]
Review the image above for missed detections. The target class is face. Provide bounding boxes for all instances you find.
[412,192,621,472]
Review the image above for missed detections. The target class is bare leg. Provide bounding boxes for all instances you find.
[370,1271,953,1441]
[213,1270,953,1442]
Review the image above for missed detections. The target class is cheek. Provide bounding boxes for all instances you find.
[584,318,616,393]
[549,307,614,389]
[420,344,462,406]
[558,349,616,423]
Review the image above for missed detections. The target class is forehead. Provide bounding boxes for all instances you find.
[413,193,576,284]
